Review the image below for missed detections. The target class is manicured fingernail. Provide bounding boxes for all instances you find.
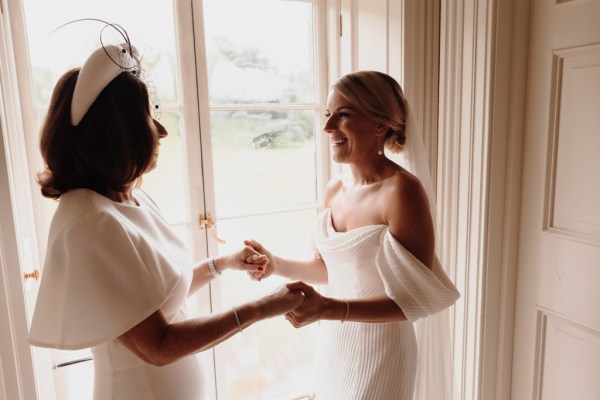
[258,267,264,271]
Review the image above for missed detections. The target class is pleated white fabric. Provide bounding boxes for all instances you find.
[313,209,460,400]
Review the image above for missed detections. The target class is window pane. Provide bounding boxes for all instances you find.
[204,0,315,104]
[52,360,93,400]
[140,112,187,223]
[211,109,317,215]
[22,0,179,108]
[215,210,319,399]
[204,1,321,398]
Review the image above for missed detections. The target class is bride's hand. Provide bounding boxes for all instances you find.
[257,285,305,318]
[244,239,278,281]
[282,281,328,328]
[217,245,268,274]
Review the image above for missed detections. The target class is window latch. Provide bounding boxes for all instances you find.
[198,212,226,244]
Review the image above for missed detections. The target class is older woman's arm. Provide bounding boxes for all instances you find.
[119,284,304,366]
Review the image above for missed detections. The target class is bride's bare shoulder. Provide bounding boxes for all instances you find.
[384,169,434,267]
[323,175,345,208]
[384,168,425,198]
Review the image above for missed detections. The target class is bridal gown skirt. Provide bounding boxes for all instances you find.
[315,320,417,400]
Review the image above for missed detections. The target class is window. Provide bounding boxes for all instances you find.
[202,1,322,398]
[19,1,190,398]
[15,0,326,399]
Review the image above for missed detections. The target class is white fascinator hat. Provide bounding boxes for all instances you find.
[70,42,141,126]
[54,19,145,126]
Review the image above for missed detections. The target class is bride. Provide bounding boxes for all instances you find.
[246,70,460,399]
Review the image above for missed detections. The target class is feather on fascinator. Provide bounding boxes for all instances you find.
[70,43,141,126]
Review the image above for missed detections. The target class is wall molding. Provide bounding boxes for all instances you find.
[544,43,600,247]
[438,0,529,399]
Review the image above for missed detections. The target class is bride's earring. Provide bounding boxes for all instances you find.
[377,136,383,155]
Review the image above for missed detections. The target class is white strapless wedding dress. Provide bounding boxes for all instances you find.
[313,209,460,400]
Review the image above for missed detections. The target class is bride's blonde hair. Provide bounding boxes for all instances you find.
[331,71,408,153]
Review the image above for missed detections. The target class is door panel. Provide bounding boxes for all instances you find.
[512,1,600,398]
[536,312,600,400]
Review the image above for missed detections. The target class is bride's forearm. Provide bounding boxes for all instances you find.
[322,296,407,323]
[272,256,328,284]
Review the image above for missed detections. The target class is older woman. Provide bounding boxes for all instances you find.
[28,40,304,400]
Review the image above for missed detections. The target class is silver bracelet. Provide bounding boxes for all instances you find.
[340,300,350,323]
[232,306,243,332]
[208,257,221,277]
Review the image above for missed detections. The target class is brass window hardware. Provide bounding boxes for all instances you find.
[24,269,40,281]
[198,212,226,244]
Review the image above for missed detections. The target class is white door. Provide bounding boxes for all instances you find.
[511,1,600,399]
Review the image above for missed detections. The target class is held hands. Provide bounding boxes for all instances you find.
[235,242,329,326]
[259,282,327,325]
[216,245,269,275]
[282,281,328,328]
[243,239,276,281]
[259,285,306,319]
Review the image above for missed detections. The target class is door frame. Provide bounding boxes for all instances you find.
[438,0,530,399]
[0,0,54,398]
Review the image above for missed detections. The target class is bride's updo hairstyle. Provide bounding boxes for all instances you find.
[331,70,408,153]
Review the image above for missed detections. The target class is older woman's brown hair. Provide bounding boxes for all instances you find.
[37,68,158,199]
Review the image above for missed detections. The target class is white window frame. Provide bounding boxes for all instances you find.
[1,0,332,399]
[0,0,55,398]
[186,1,331,397]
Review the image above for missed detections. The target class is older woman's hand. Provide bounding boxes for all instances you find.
[257,284,306,318]
[282,281,330,328]
[216,244,268,275]
[243,239,277,281]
